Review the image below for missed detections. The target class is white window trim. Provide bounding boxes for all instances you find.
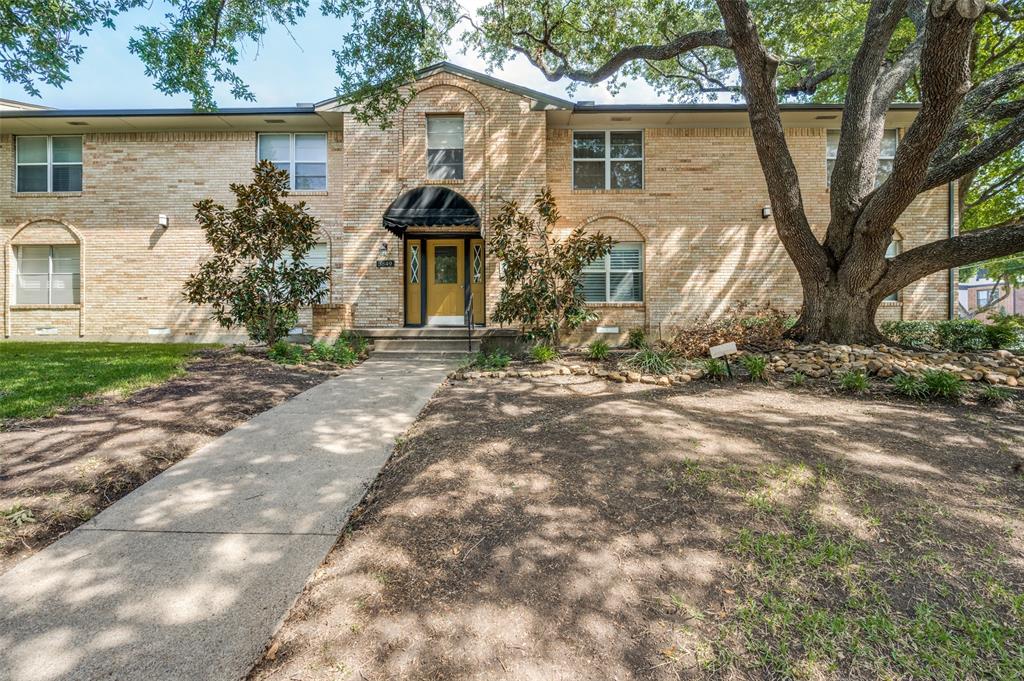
[425,114,465,181]
[583,242,645,303]
[13,244,81,305]
[15,135,83,194]
[826,129,898,188]
[572,130,644,191]
[257,132,328,191]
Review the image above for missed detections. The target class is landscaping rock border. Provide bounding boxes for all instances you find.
[449,362,704,386]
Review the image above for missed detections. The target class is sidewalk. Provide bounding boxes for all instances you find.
[0,358,453,681]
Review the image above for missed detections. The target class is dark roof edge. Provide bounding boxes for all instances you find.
[0,106,316,119]
[572,102,922,113]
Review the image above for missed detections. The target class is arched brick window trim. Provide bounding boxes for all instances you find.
[4,218,85,337]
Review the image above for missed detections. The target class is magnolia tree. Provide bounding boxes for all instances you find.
[183,161,329,345]
[8,0,1024,343]
[490,189,611,345]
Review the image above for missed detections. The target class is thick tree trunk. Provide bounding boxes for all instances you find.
[790,280,887,345]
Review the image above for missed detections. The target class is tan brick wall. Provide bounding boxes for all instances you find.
[0,73,954,344]
[547,126,953,343]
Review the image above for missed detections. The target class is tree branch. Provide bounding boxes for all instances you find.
[925,109,1024,189]
[879,216,1024,294]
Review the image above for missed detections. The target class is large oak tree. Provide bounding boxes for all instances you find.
[4,0,1023,342]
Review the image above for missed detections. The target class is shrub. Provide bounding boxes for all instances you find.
[922,369,964,399]
[624,348,677,375]
[340,332,370,356]
[268,340,305,364]
[476,349,511,370]
[839,370,869,393]
[626,328,649,349]
[330,339,359,366]
[881,321,935,349]
[309,341,335,362]
[702,358,728,380]
[530,344,559,363]
[587,339,610,360]
[740,354,769,381]
[489,189,612,345]
[979,385,1012,403]
[891,374,929,399]
[934,319,988,352]
[984,314,1023,350]
[789,371,807,387]
[671,302,794,358]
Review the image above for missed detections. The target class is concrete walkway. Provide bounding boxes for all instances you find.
[0,358,453,681]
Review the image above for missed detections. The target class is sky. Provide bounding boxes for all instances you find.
[0,3,664,110]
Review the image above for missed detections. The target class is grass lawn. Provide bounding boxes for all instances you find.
[252,376,1024,681]
[0,342,212,421]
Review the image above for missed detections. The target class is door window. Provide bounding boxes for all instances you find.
[434,246,458,283]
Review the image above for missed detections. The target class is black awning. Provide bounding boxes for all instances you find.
[382,186,480,236]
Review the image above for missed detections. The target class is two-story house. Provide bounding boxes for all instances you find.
[0,62,955,344]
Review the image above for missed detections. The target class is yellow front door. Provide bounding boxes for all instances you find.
[426,239,465,325]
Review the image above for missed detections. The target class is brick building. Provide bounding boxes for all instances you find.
[0,63,956,344]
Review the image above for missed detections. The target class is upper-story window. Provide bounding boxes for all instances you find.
[826,129,897,187]
[258,133,327,191]
[426,115,464,180]
[573,131,643,190]
[16,136,83,193]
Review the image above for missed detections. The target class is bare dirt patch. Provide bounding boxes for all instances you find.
[251,375,1024,680]
[0,348,344,573]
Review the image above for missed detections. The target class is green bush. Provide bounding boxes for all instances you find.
[934,319,988,352]
[891,374,929,399]
[340,332,370,356]
[530,344,559,363]
[789,371,807,387]
[979,384,1012,403]
[624,348,677,375]
[626,328,649,349]
[702,358,728,380]
[587,339,610,360]
[268,340,305,364]
[475,349,511,370]
[984,314,1023,350]
[330,339,359,366]
[740,354,769,381]
[309,340,335,362]
[839,370,869,393]
[922,369,964,400]
[881,321,935,349]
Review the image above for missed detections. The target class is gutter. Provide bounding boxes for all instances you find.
[948,182,957,320]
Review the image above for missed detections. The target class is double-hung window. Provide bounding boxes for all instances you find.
[579,243,644,303]
[826,129,897,187]
[977,289,993,309]
[572,131,643,190]
[426,115,464,180]
[16,136,83,192]
[281,243,330,300]
[14,245,80,305]
[258,133,327,190]
[883,241,899,302]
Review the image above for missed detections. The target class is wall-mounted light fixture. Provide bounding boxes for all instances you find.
[158,214,169,229]
[761,206,773,219]
[377,241,389,258]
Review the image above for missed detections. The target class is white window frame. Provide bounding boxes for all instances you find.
[13,244,81,305]
[883,240,900,302]
[826,129,898,188]
[572,130,644,191]
[581,242,644,303]
[976,289,992,308]
[15,135,83,193]
[425,114,465,180]
[257,133,328,191]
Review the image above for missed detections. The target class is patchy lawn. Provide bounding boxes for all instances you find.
[252,376,1024,680]
[0,341,212,421]
[0,348,346,573]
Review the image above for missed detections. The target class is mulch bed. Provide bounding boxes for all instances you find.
[0,348,346,574]
[250,374,1024,680]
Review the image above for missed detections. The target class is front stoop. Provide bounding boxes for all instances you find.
[355,327,520,359]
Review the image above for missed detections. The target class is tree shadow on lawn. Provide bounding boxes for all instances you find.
[253,376,1024,680]
[0,349,342,572]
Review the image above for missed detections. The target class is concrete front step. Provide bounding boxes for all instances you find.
[373,337,479,353]
[372,349,475,359]
[353,327,517,339]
